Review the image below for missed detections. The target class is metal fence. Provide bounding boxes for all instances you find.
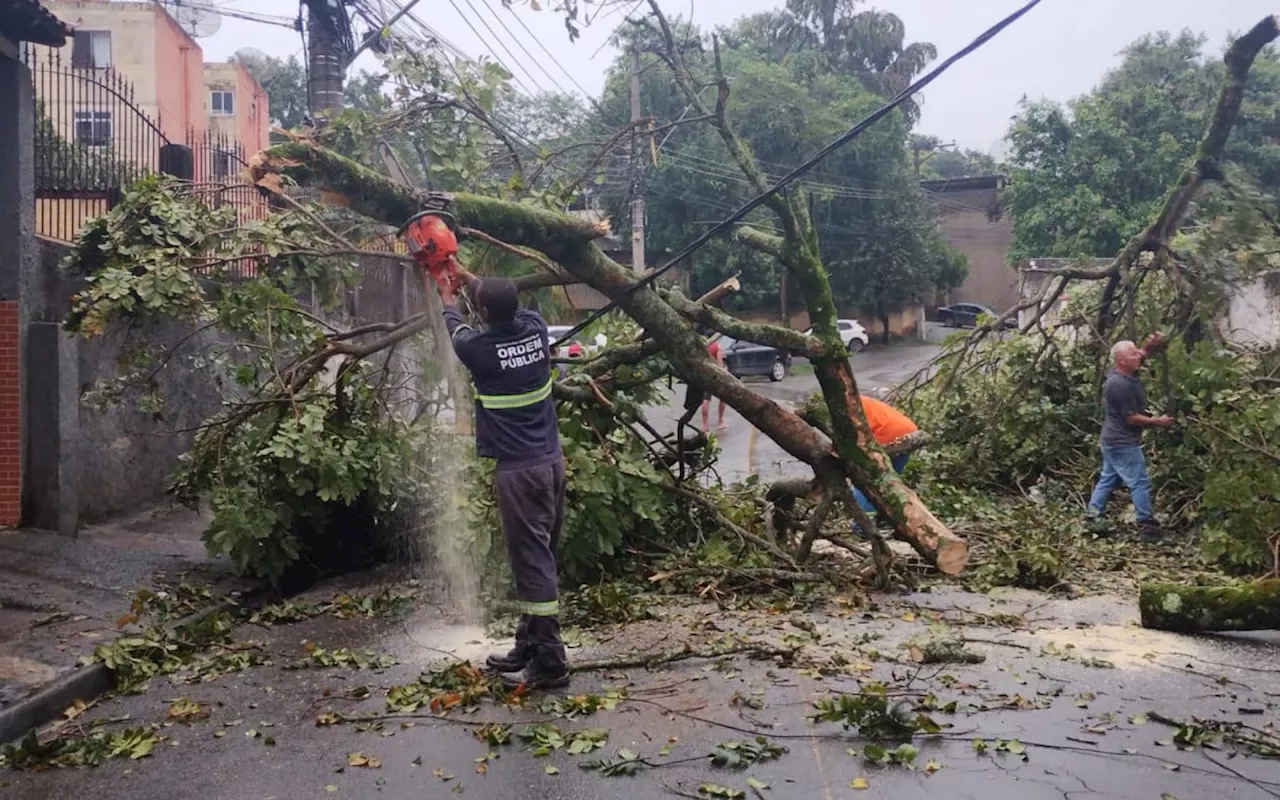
[25,46,264,243]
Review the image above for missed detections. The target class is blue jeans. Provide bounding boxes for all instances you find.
[851,454,911,529]
[1088,445,1153,522]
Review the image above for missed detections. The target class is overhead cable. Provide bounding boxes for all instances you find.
[550,0,1045,347]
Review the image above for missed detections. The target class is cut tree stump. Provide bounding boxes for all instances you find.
[1138,580,1280,633]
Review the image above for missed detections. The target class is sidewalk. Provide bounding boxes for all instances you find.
[0,505,238,710]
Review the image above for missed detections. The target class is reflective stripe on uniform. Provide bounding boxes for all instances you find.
[516,599,559,616]
[475,376,554,410]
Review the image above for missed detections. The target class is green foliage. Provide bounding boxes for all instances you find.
[597,12,960,315]
[908,271,1280,573]
[62,178,433,585]
[579,746,646,777]
[812,688,943,741]
[385,661,505,713]
[708,737,787,769]
[232,52,310,130]
[285,644,397,670]
[1004,30,1280,261]
[0,726,160,770]
[562,581,655,626]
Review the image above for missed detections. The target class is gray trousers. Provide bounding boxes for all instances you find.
[495,457,566,616]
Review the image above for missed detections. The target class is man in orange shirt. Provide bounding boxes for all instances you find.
[853,395,918,520]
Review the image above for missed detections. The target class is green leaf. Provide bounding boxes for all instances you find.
[544,765,559,775]
[746,777,769,791]
[698,784,745,799]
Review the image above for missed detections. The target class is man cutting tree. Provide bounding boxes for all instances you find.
[1087,333,1172,540]
[411,209,569,691]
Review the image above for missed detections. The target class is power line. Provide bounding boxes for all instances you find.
[501,2,594,98]
[441,0,538,95]
[551,0,1045,346]
[456,0,546,93]
[475,0,570,95]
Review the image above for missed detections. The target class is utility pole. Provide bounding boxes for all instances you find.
[629,49,646,275]
[306,4,346,121]
[912,139,956,178]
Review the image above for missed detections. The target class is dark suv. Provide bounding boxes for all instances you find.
[937,302,1016,329]
[718,336,791,382]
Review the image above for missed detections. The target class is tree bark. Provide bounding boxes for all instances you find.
[637,4,965,574]
[1139,580,1280,633]
[249,138,966,574]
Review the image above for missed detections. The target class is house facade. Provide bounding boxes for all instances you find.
[921,175,1018,314]
[203,60,269,153]
[25,0,269,241]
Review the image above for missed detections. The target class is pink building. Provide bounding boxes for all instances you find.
[29,0,270,239]
[203,61,270,156]
[34,0,267,154]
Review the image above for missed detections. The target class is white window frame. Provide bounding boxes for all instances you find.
[73,111,112,147]
[210,90,235,116]
[72,31,112,68]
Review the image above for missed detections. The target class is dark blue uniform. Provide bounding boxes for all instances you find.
[443,285,566,676]
[443,302,561,466]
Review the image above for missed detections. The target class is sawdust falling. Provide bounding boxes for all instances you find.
[415,290,484,627]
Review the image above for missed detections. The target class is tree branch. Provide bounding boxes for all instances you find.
[658,286,817,356]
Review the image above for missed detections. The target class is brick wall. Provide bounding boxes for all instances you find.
[0,300,20,525]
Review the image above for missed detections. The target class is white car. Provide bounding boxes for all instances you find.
[804,319,870,354]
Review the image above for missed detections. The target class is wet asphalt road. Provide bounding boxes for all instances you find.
[4,571,1279,800]
[648,343,941,483]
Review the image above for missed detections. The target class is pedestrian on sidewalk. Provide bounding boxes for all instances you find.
[851,396,919,530]
[1087,334,1173,540]
[431,264,569,690]
[703,337,728,432]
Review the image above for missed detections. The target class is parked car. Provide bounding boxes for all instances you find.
[937,303,1016,330]
[803,319,871,353]
[718,335,792,382]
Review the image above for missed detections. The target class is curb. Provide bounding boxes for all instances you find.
[0,584,272,744]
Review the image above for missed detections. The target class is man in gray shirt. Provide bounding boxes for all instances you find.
[1087,334,1173,538]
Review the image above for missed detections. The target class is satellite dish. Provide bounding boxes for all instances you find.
[165,1,223,38]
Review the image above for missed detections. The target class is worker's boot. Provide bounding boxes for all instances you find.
[485,615,531,673]
[1138,519,1169,542]
[500,615,569,690]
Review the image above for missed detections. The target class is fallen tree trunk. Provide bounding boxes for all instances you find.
[1139,580,1280,633]
[249,138,966,574]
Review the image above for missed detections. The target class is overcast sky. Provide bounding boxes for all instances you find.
[195,0,1278,153]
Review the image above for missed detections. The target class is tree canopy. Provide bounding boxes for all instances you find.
[589,7,964,322]
[1002,29,1280,262]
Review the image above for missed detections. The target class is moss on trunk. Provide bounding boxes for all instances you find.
[1139,580,1280,633]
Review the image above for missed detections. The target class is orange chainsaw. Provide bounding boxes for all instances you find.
[399,193,462,293]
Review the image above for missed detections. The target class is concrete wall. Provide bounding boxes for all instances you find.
[922,177,1018,314]
[1019,263,1280,350]
[24,241,417,526]
[202,62,268,154]
[33,240,225,523]
[1219,271,1280,348]
[740,304,924,339]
